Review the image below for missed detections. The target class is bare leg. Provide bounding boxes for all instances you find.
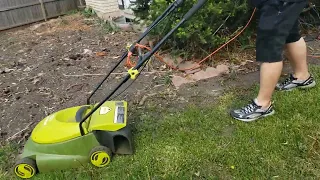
[229,61,281,121]
[285,37,310,80]
[256,61,283,108]
[230,1,312,122]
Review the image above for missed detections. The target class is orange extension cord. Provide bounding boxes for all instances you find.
[125,8,320,71]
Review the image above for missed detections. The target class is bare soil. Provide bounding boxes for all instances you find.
[0,13,319,145]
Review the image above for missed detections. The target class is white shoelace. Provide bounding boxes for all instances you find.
[280,75,295,86]
[241,103,257,114]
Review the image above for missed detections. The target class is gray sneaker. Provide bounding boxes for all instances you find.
[276,74,316,91]
[230,99,275,122]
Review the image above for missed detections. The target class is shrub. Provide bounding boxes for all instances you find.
[132,0,254,58]
[132,0,319,59]
[300,0,320,28]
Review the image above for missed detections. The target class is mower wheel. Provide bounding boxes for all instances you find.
[89,146,113,168]
[13,158,38,179]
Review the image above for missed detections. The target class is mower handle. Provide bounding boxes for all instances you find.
[176,0,184,6]
[86,0,184,105]
[183,0,207,20]
[79,0,207,136]
[131,0,207,71]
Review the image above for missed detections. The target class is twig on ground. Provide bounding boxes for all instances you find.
[308,135,319,142]
[154,84,165,88]
[138,93,157,106]
[313,150,320,157]
[6,122,34,142]
[6,120,13,129]
[42,105,49,116]
[66,83,88,91]
[213,14,231,36]
[307,135,320,157]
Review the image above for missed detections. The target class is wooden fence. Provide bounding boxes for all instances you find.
[0,0,84,31]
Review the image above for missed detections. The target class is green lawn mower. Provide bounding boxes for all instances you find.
[13,0,207,178]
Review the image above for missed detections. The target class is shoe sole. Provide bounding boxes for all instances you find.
[299,81,316,89]
[232,110,275,122]
[278,81,316,92]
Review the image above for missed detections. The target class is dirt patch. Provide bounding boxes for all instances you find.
[0,13,139,143]
[0,13,319,145]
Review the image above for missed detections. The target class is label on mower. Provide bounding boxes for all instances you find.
[100,107,111,115]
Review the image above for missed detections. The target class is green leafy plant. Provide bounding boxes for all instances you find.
[133,0,255,58]
[81,7,96,18]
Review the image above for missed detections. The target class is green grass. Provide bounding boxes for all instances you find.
[1,66,320,179]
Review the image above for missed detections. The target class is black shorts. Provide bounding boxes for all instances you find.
[256,0,307,63]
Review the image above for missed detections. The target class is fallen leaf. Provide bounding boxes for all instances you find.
[112,56,120,59]
[96,51,107,57]
[1,67,14,74]
[83,49,93,55]
[32,78,41,85]
[159,64,167,70]
[139,95,148,106]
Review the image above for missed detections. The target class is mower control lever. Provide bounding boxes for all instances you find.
[128,68,139,79]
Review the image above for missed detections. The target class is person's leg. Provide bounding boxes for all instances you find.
[276,20,316,91]
[286,37,309,80]
[229,59,282,121]
[256,62,283,108]
[230,1,308,121]
[230,1,284,121]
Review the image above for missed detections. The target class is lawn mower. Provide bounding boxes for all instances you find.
[13,0,207,178]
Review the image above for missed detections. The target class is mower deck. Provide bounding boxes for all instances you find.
[13,0,207,178]
[14,101,133,178]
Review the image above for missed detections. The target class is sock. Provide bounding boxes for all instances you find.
[254,98,271,110]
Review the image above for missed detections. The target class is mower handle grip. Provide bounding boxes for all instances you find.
[183,0,207,20]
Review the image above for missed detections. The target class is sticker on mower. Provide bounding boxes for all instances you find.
[100,107,111,115]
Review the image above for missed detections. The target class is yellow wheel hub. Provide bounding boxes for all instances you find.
[90,151,111,167]
[14,163,36,179]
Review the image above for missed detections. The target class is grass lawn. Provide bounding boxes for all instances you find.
[1,65,320,180]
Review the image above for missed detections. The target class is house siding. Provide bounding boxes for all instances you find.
[85,0,119,14]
